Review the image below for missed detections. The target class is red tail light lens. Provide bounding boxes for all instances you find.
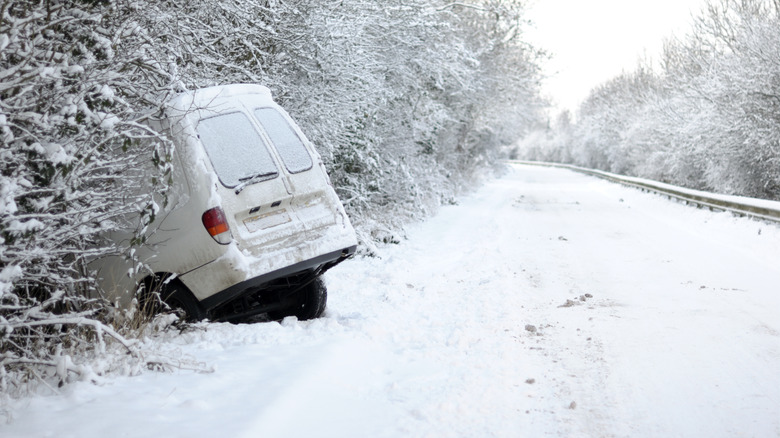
[202,207,232,244]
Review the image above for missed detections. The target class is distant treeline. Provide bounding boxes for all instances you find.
[515,0,780,200]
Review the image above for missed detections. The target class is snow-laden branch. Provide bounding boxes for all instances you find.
[436,3,489,12]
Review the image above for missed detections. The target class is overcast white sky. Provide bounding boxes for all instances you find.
[525,0,708,115]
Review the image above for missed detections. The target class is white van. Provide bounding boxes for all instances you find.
[94,84,357,322]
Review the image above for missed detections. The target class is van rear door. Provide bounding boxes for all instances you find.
[195,108,303,252]
[251,107,342,235]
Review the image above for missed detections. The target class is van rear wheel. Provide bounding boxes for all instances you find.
[160,282,207,322]
[270,277,327,321]
[140,277,206,322]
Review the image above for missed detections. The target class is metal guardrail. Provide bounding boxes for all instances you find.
[507,160,780,223]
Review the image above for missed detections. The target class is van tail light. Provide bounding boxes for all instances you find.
[202,207,232,244]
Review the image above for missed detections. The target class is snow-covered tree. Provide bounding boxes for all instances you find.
[515,0,780,200]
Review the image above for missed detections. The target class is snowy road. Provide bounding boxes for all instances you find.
[4,163,780,437]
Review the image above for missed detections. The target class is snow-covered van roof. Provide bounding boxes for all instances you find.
[165,84,274,113]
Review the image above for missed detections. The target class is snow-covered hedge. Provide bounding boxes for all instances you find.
[0,0,184,395]
[514,0,780,201]
[1,0,545,394]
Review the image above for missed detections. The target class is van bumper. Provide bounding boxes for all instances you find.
[193,245,356,313]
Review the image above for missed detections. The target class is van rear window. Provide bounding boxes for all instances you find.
[254,108,313,173]
[197,112,278,188]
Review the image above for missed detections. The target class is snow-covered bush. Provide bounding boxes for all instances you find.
[0,0,180,394]
[248,0,546,241]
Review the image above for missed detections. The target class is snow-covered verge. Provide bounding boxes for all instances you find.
[2,163,779,437]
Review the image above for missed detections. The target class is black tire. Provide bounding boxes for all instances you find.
[160,281,207,322]
[270,277,328,321]
[140,276,207,322]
